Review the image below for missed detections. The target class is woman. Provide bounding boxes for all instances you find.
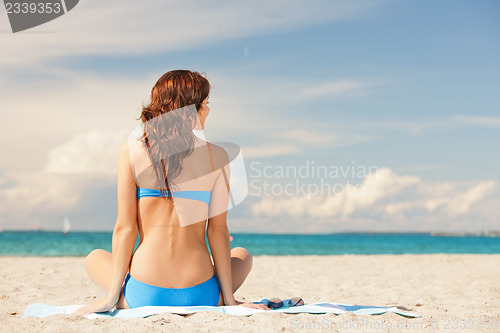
[75,70,269,315]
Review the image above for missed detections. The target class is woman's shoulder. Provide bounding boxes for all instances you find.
[207,142,228,158]
[206,142,229,169]
[122,139,148,161]
[118,141,145,168]
[118,141,129,153]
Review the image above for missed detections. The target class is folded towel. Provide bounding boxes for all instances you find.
[23,301,420,319]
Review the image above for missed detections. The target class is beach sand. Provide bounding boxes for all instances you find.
[1,254,499,332]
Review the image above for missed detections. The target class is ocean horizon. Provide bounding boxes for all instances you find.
[0,231,499,256]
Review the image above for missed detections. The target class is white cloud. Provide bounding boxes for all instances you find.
[44,130,128,174]
[239,128,371,159]
[0,130,126,228]
[1,0,382,67]
[248,129,340,157]
[191,73,377,159]
[298,80,367,99]
[335,119,442,136]
[241,145,302,159]
[251,167,498,227]
[335,168,420,217]
[252,168,420,218]
[384,181,497,218]
[0,71,149,170]
[0,170,87,225]
[430,181,496,217]
[452,115,500,128]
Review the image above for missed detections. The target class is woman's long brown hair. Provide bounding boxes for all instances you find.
[139,70,210,199]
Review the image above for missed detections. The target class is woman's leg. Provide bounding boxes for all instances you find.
[86,247,253,308]
[84,249,129,309]
[216,247,253,306]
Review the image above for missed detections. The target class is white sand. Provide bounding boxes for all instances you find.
[1,254,499,332]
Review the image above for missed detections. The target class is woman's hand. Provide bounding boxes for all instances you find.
[233,299,270,310]
[73,296,118,317]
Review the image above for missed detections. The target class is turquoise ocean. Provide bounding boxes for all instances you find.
[0,231,499,256]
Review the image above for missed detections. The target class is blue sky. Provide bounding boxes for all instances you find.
[0,0,499,232]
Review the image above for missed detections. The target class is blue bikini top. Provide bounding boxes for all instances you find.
[136,187,211,205]
[136,143,215,206]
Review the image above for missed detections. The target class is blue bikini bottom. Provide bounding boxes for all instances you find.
[123,273,220,308]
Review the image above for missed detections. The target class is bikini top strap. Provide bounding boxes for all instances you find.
[207,142,215,172]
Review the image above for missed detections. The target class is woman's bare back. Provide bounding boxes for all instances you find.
[128,136,221,289]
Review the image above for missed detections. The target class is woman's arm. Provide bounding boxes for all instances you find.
[206,148,236,305]
[207,212,235,305]
[106,142,138,302]
[74,142,137,315]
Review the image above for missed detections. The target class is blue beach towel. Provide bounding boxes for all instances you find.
[23,300,420,319]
